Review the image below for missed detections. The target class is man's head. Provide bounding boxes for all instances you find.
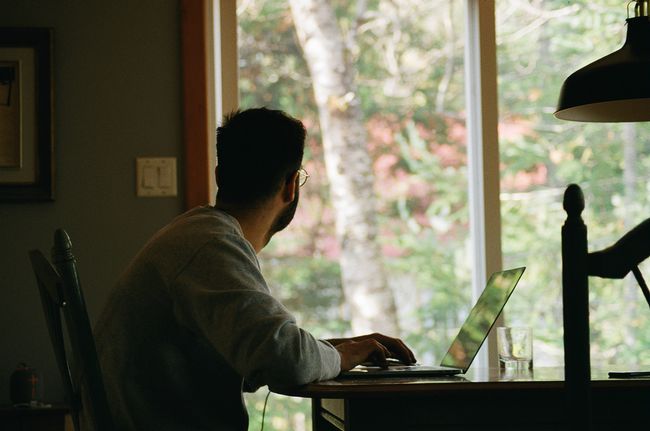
[216,107,305,206]
[215,108,305,237]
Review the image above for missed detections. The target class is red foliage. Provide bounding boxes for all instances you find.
[501,163,548,191]
[444,118,467,146]
[316,234,340,259]
[432,144,464,167]
[366,115,401,151]
[498,118,535,140]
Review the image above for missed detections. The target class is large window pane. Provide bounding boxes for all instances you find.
[497,0,650,367]
[237,0,472,429]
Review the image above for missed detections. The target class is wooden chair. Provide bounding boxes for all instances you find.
[562,184,650,429]
[28,229,114,431]
[561,184,592,429]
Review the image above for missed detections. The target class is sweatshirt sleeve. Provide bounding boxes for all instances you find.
[169,233,341,390]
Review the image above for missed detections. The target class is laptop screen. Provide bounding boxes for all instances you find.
[440,267,526,372]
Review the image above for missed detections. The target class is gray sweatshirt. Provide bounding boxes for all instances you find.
[93,206,340,430]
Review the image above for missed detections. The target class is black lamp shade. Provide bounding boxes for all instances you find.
[555,17,650,122]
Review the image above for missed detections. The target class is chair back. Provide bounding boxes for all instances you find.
[561,184,592,429]
[29,228,114,431]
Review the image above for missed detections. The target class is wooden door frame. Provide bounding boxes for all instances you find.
[180,0,237,209]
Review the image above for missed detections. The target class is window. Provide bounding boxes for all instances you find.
[226,1,501,429]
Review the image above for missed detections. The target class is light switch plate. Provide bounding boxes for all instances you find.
[136,157,177,197]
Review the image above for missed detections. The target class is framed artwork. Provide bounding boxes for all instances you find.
[0,28,53,201]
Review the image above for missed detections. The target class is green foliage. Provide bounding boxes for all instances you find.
[497,0,650,368]
[246,391,311,431]
[260,255,350,337]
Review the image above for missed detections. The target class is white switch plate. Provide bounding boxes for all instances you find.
[136,157,178,197]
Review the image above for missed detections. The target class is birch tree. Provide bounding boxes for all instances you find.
[288,0,399,335]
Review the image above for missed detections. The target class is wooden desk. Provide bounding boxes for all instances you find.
[273,367,650,430]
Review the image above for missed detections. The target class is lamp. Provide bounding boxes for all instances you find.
[555,0,650,122]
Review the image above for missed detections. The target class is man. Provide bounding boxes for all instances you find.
[93,108,415,430]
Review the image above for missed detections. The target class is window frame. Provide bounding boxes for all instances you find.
[464,0,503,369]
[181,0,215,208]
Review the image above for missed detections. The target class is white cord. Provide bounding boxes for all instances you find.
[260,389,271,431]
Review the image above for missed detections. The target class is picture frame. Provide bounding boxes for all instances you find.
[0,28,54,201]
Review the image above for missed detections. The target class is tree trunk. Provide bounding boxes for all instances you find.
[288,0,399,335]
[435,1,455,114]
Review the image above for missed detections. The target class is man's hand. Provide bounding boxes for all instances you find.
[327,333,417,372]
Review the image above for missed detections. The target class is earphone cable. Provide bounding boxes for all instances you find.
[260,389,271,431]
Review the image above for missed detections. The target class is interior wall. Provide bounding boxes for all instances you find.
[0,0,184,403]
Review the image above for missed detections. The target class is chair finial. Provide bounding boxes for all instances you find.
[52,228,73,263]
[54,228,72,250]
[563,183,585,217]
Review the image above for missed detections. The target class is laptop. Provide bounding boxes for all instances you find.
[339,266,526,378]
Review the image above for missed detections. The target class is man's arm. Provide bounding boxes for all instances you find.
[588,218,650,278]
[171,236,341,388]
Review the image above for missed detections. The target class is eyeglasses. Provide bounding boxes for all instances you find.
[297,168,310,187]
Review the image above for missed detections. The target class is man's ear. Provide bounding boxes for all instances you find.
[282,171,299,203]
[214,165,220,187]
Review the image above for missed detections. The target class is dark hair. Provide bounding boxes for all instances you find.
[215,107,305,205]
